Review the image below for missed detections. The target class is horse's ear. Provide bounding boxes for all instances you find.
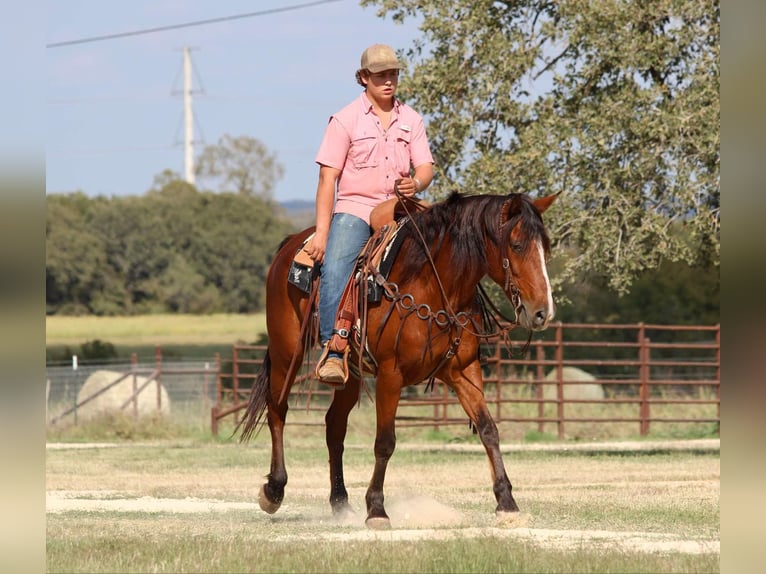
[533,192,560,215]
[500,195,517,226]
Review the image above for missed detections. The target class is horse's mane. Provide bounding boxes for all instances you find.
[395,191,550,285]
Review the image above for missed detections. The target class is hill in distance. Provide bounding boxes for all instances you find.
[278,199,314,230]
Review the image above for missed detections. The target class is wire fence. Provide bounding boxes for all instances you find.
[46,354,218,427]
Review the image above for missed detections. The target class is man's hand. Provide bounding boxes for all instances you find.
[394,177,420,197]
[304,231,328,264]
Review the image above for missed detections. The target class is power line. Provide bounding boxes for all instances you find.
[47,145,178,156]
[47,0,342,48]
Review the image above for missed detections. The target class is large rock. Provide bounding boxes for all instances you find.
[75,369,171,420]
[542,366,605,400]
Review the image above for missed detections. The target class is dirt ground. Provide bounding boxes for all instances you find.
[46,439,719,555]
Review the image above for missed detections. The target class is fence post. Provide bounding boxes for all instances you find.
[428,380,441,433]
[211,353,223,436]
[132,352,138,420]
[715,324,720,434]
[203,361,211,410]
[232,346,240,425]
[555,322,564,439]
[494,338,502,422]
[639,327,650,436]
[211,404,220,437]
[536,342,545,433]
[215,352,222,407]
[155,346,162,414]
[72,356,78,426]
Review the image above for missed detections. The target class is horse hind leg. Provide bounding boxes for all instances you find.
[251,228,316,515]
[256,352,296,515]
[259,400,289,514]
[325,374,361,518]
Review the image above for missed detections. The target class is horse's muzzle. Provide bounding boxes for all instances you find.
[520,305,554,331]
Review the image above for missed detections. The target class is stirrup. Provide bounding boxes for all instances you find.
[316,344,349,386]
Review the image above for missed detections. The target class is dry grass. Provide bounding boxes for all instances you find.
[46,439,720,536]
[46,439,720,572]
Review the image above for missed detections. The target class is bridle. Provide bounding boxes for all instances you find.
[502,257,523,320]
[333,192,536,396]
[386,193,527,349]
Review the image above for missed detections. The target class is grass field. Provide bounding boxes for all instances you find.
[46,313,268,346]
[46,313,268,362]
[45,314,720,571]
[46,436,720,573]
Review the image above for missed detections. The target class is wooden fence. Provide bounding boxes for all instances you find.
[211,322,720,438]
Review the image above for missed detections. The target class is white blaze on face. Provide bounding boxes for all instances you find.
[535,240,554,321]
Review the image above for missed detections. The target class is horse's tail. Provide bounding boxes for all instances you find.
[237,349,272,443]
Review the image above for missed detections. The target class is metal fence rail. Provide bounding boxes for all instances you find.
[211,322,720,438]
[394,322,720,437]
[46,322,720,439]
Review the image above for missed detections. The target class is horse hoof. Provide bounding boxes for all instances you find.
[365,516,392,530]
[258,484,282,514]
[495,510,530,528]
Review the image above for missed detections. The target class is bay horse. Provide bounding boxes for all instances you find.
[238,191,557,529]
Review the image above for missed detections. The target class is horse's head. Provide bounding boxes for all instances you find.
[491,193,557,331]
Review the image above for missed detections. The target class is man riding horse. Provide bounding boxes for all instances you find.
[302,43,434,385]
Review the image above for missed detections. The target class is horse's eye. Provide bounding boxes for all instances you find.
[510,242,523,254]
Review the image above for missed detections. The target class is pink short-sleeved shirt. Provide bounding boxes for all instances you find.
[315,92,434,224]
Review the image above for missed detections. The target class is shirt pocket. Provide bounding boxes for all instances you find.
[348,135,378,169]
[395,129,412,167]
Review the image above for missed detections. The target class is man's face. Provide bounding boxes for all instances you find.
[366,69,399,99]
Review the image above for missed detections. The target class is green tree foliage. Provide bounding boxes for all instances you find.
[557,259,719,326]
[46,183,295,316]
[364,0,719,294]
[184,191,289,312]
[195,134,285,198]
[46,193,119,315]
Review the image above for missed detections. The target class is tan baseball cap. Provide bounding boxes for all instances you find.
[360,44,401,73]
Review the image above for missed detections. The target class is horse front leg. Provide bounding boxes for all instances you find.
[448,362,521,519]
[474,409,520,516]
[325,374,361,516]
[364,375,402,529]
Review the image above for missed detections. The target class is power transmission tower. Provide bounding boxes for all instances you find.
[183,46,195,185]
[172,47,204,185]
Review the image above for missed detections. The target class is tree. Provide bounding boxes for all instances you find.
[149,168,185,192]
[364,0,719,294]
[186,192,293,312]
[195,134,285,198]
[46,193,120,315]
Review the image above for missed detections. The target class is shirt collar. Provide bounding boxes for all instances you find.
[360,92,399,115]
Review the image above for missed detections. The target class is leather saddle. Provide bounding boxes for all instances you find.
[287,196,429,377]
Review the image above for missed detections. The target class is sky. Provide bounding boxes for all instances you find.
[46,0,423,203]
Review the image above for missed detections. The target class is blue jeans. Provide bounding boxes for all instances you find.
[319,212,372,347]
